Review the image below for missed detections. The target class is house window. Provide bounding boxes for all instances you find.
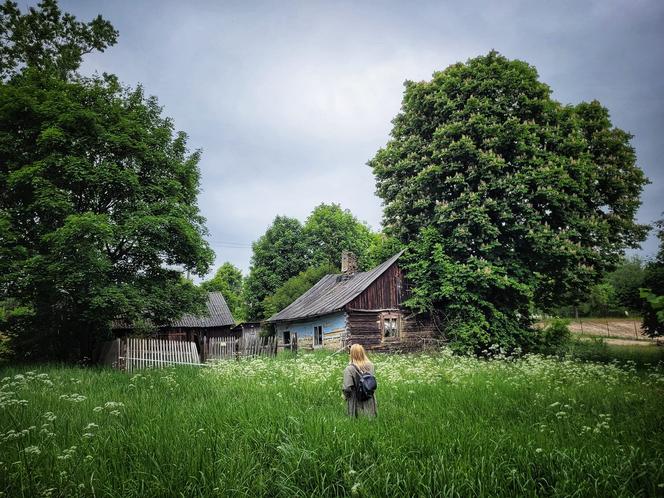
[383,316,399,339]
[283,331,291,345]
[313,325,323,346]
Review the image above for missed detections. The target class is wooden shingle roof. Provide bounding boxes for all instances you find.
[169,291,235,328]
[266,251,404,323]
[111,291,235,330]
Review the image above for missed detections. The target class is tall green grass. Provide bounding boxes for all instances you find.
[1,350,663,497]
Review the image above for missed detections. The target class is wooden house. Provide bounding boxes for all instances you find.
[266,251,436,351]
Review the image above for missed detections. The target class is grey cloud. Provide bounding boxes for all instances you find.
[59,0,663,274]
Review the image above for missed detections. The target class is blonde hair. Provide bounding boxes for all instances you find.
[349,344,372,372]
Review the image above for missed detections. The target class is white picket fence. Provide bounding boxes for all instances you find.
[120,338,201,372]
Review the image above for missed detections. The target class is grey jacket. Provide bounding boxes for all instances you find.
[342,362,377,417]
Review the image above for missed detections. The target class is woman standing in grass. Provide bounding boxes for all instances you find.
[343,344,377,417]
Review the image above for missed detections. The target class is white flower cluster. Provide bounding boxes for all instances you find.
[59,393,87,403]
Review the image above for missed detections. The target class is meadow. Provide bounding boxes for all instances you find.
[1,347,663,497]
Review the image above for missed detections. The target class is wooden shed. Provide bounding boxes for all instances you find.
[266,251,436,351]
[111,291,237,351]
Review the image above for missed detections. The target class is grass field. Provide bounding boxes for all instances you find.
[1,347,663,497]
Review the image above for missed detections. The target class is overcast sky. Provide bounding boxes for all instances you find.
[57,0,663,275]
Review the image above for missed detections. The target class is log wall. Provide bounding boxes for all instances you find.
[347,310,437,351]
[347,263,403,310]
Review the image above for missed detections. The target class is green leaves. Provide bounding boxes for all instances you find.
[0,0,118,81]
[242,203,396,321]
[0,72,213,359]
[369,52,649,351]
[201,262,244,322]
[640,217,664,336]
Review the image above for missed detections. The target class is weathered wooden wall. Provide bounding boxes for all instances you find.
[346,311,383,350]
[347,310,437,351]
[346,263,403,310]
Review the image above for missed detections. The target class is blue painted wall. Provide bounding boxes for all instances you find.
[275,311,346,336]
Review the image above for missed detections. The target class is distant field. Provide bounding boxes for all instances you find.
[1,350,663,497]
[539,317,662,346]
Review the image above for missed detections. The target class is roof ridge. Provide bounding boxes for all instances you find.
[266,250,404,323]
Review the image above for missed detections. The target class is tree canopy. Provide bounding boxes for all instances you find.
[369,52,649,352]
[242,203,391,320]
[0,1,213,360]
[242,216,309,320]
[303,203,373,268]
[262,263,337,319]
[0,0,117,80]
[201,262,244,322]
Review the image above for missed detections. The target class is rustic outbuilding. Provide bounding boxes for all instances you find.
[266,251,436,351]
[111,291,237,346]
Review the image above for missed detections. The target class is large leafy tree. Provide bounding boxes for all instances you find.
[201,262,244,322]
[303,203,373,269]
[369,52,649,351]
[361,232,403,270]
[243,216,308,320]
[0,2,213,360]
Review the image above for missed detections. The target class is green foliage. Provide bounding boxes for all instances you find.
[0,301,33,360]
[606,257,645,311]
[535,318,571,354]
[368,52,649,352]
[244,204,382,320]
[201,262,244,322]
[0,1,213,360]
[639,289,664,331]
[360,232,403,269]
[0,0,118,80]
[303,203,373,268]
[0,72,213,359]
[550,256,646,317]
[404,227,534,354]
[1,352,663,496]
[263,263,336,318]
[243,216,309,320]
[584,282,617,316]
[641,218,664,336]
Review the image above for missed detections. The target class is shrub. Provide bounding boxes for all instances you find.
[535,318,571,353]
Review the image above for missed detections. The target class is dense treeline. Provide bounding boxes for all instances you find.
[202,203,401,322]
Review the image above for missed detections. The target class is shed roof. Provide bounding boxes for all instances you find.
[266,251,404,323]
[169,291,235,328]
[112,291,235,330]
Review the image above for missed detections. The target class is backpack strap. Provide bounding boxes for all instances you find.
[350,364,363,386]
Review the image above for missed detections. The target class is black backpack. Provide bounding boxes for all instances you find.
[352,365,377,401]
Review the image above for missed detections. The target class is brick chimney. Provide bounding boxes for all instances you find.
[341,251,358,275]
